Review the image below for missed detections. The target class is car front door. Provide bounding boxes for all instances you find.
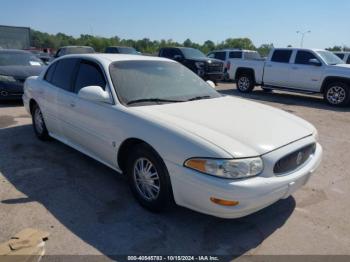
[289,50,324,91]
[263,49,293,88]
[62,59,118,167]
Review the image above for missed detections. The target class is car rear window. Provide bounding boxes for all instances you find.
[271,50,293,63]
[229,51,242,59]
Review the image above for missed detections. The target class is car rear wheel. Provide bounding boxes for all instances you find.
[126,144,173,212]
[237,74,255,93]
[31,103,50,140]
[324,82,350,107]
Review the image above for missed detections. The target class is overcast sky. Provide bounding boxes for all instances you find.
[1,0,349,48]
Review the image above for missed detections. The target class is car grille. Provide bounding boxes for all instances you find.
[274,143,316,175]
[205,63,224,73]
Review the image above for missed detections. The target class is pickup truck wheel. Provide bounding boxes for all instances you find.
[31,104,50,141]
[324,82,350,107]
[126,144,173,212]
[237,74,254,93]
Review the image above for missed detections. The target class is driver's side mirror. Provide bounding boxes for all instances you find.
[309,58,322,66]
[173,55,184,61]
[78,85,111,103]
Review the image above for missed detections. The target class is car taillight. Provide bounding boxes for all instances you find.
[226,61,231,70]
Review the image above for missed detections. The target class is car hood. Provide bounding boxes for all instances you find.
[0,66,46,80]
[133,96,315,158]
[188,57,223,64]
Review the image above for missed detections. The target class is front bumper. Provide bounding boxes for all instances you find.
[202,72,223,82]
[0,83,24,100]
[166,139,322,219]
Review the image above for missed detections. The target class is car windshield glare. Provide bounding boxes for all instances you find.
[316,50,344,65]
[0,52,44,66]
[181,48,206,59]
[109,60,221,106]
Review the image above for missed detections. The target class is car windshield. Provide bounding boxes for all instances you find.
[316,50,344,65]
[109,60,221,106]
[0,52,44,66]
[181,48,206,59]
[118,47,139,54]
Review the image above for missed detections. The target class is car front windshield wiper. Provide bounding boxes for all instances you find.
[127,98,184,105]
[187,95,211,101]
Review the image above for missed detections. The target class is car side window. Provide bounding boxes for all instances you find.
[271,50,293,63]
[347,55,350,64]
[207,53,215,58]
[295,51,319,65]
[229,51,242,59]
[44,62,57,83]
[214,52,226,61]
[51,58,79,91]
[74,60,106,94]
[161,48,182,59]
[335,53,345,60]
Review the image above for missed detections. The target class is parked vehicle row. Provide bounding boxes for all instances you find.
[158,47,224,83]
[207,49,263,81]
[23,53,322,218]
[231,48,350,106]
[0,49,46,100]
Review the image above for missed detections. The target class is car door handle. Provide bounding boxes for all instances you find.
[292,66,299,70]
[69,102,76,108]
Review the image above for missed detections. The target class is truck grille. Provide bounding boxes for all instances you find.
[205,62,223,73]
[274,143,316,175]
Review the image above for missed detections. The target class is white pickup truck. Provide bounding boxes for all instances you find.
[231,48,350,106]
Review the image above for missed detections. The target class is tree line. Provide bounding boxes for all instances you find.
[31,30,274,56]
[31,29,348,56]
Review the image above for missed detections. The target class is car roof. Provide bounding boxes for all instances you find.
[60,46,94,49]
[273,48,325,52]
[54,53,175,65]
[107,46,135,49]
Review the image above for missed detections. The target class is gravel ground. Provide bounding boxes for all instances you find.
[0,83,349,259]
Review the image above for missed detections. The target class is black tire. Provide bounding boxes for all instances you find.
[324,82,350,107]
[236,73,255,93]
[31,103,50,140]
[126,143,173,212]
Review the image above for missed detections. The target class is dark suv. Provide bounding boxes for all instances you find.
[158,47,224,83]
[105,46,140,55]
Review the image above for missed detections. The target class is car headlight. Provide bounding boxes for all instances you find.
[0,75,16,83]
[195,62,205,69]
[184,157,264,179]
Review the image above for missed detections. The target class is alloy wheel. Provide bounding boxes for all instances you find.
[133,157,160,201]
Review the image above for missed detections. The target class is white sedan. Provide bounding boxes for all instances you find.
[23,54,322,218]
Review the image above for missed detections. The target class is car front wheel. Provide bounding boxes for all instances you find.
[126,144,173,212]
[324,82,350,107]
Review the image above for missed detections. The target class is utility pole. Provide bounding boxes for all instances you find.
[296,30,311,48]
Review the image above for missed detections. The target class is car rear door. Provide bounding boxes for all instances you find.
[49,57,80,142]
[263,49,293,88]
[288,50,324,91]
[62,59,118,167]
[38,61,61,136]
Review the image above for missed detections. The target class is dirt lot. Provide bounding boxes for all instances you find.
[0,83,350,259]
